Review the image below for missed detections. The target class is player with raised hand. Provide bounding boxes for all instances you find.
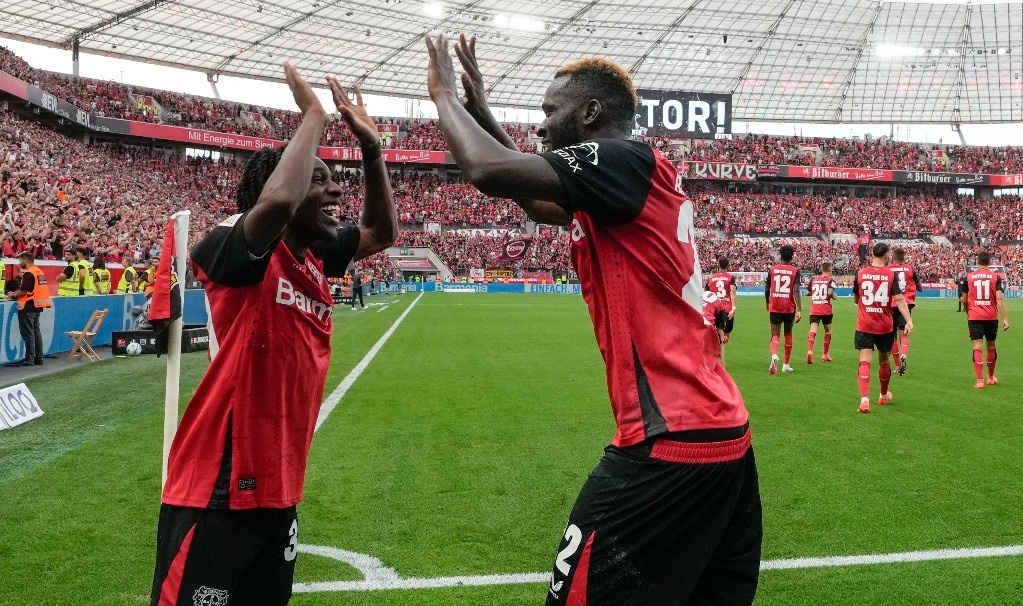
[428,33,761,606]
[806,261,837,364]
[960,251,1009,388]
[766,244,802,374]
[707,256,737,344]
[888,248,922,375]
[853,243,913,413]
[150,64,397,606]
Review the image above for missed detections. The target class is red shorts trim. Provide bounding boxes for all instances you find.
[650,429,751,464]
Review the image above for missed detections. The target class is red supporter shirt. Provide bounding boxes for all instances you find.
[542,139,748,447]
[162,214,360,510]
[767,264,800,313]
[888,263,922,306]
[962,269,1003,321]
[706,272,736,312]
[808,275,835,316]
[853,266,903,334]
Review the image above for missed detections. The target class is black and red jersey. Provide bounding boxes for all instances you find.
[163,214,360,510]
[888,263,922,306]
[853,266,903,334]
[962,269,1003,321]
[808,275,835,316]
[542,138,747,447]
[766,264,801,313]
[706,272,736,312]
[702,290,728,330]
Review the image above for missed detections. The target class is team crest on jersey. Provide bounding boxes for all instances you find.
[551,142,600,173]
[192,586,229,606]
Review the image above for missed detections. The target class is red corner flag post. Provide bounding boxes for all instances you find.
[154,210,190,488]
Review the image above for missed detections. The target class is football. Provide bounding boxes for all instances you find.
[126,342,143,356]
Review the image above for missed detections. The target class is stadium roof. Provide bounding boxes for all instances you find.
[2,0,1023,123]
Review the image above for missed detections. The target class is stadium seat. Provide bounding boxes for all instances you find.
[65,309,109,363]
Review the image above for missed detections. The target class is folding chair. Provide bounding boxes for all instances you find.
[66,309,109,362]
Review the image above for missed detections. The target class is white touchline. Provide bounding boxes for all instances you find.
[314,293,424,432]
[292,543,1023,593]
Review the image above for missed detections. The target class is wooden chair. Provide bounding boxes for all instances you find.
[66,309,109,362]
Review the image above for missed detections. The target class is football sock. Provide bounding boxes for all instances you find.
[987,348,997,377]
[858,361,871,398]
[879,362,891,395]
[890,337,900,358]
[770,334,779,356]
[807,332,816,352]
[823,333,832,355]
[901,337,910,357]
[973,349,984,380]
[784,334,793,364]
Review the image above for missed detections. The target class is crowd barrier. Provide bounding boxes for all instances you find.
[394,282,583,294]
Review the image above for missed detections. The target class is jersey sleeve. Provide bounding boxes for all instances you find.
[190,213,273,287]
[959,279,969,296]
[891,275,903,296]
[764,268,772,304]
[309,225,361,278]
[995,276,1004,292]
[540,138,655,225]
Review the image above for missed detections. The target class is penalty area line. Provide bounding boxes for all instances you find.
[292,543,1023,593]
[314,293,423,432]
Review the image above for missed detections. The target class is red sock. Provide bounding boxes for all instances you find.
[784,334,793,364]
[890,337,900,358]
[808,332,816,352]
[858,361,871,398]
[973,350,984,380]
[823,333,832,355]
[879,362,891,395]
[770,334,779,356]
[987,348,997,377]
[900,336,910,357]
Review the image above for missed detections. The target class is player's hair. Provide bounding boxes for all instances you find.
[978,251,992,266]
[779,244,794,262]
[17,251,33,262]
[872,242,889,258]
[893,248,906,262]
[718,257,730,270]
[821,261,832,272]
[554,58,638,127]
[236,146,287,214]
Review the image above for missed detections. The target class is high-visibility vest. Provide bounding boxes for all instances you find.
[18,266,52,310]
[94,268,111,294]
[58,262,80,297]
[116,267,137,293]
[0,267,6,293]
[78,260,94,294]
[143,269,155,296]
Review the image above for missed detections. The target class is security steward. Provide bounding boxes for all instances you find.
[6,252,52,366]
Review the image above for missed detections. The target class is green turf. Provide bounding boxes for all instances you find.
[1,292,1021,605]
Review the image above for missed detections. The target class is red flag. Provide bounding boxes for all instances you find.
[148,219,181,357]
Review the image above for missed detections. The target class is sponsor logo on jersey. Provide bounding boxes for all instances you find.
[276,278,332,323]
[551,142,600,173]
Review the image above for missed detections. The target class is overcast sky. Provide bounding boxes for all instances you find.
[3,37,1023,147]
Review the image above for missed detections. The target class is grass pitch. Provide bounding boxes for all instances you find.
[1,293,1021,605]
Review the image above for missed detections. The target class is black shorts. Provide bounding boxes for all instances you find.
[723,315,735,334]
[854,330,896,352]
[968,320,999,342]
[769,312,795,332]
[546,429,762,606]
[151,505,298,606]
[893,304,915,331]
[809,314,833,326]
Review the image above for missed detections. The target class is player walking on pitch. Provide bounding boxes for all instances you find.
[888,248,922,375]
[853,243,914,413]
[426,33,761,606]
[766,244,802,374]
[960,251,1009,389]
[806,262,837,364]
[707,257,737,344]
[150,64,397,606]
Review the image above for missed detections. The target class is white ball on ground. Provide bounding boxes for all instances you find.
[126,342,143,356]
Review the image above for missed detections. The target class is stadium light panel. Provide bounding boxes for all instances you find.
[423,2,444,18]
[493,13,545,32]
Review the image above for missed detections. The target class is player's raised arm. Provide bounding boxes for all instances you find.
[242,64,328,256]
[326,77,398,259]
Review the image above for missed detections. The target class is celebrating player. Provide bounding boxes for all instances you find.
[888,248,922,375]
[853,243,914,413]
[707,257,737,344]
[766,244,802,374]
[960,251,1010,388]
[806,261,837,364]
[150,64,398,606]
[426,33,761,606]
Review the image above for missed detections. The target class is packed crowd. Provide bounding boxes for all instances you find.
[397,230,573,273]
[959,194,1023,243]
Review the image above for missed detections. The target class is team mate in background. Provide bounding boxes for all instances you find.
[960,251,1009,389]
[888,248,923,375]
[150,64,397,606]
[703,288,730,362]
[956,275,967,312]
[706,257,737,344]
[426,33,760,606]
[853,243,914,413]
[766,244,802,374]
[806,262,837,364]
